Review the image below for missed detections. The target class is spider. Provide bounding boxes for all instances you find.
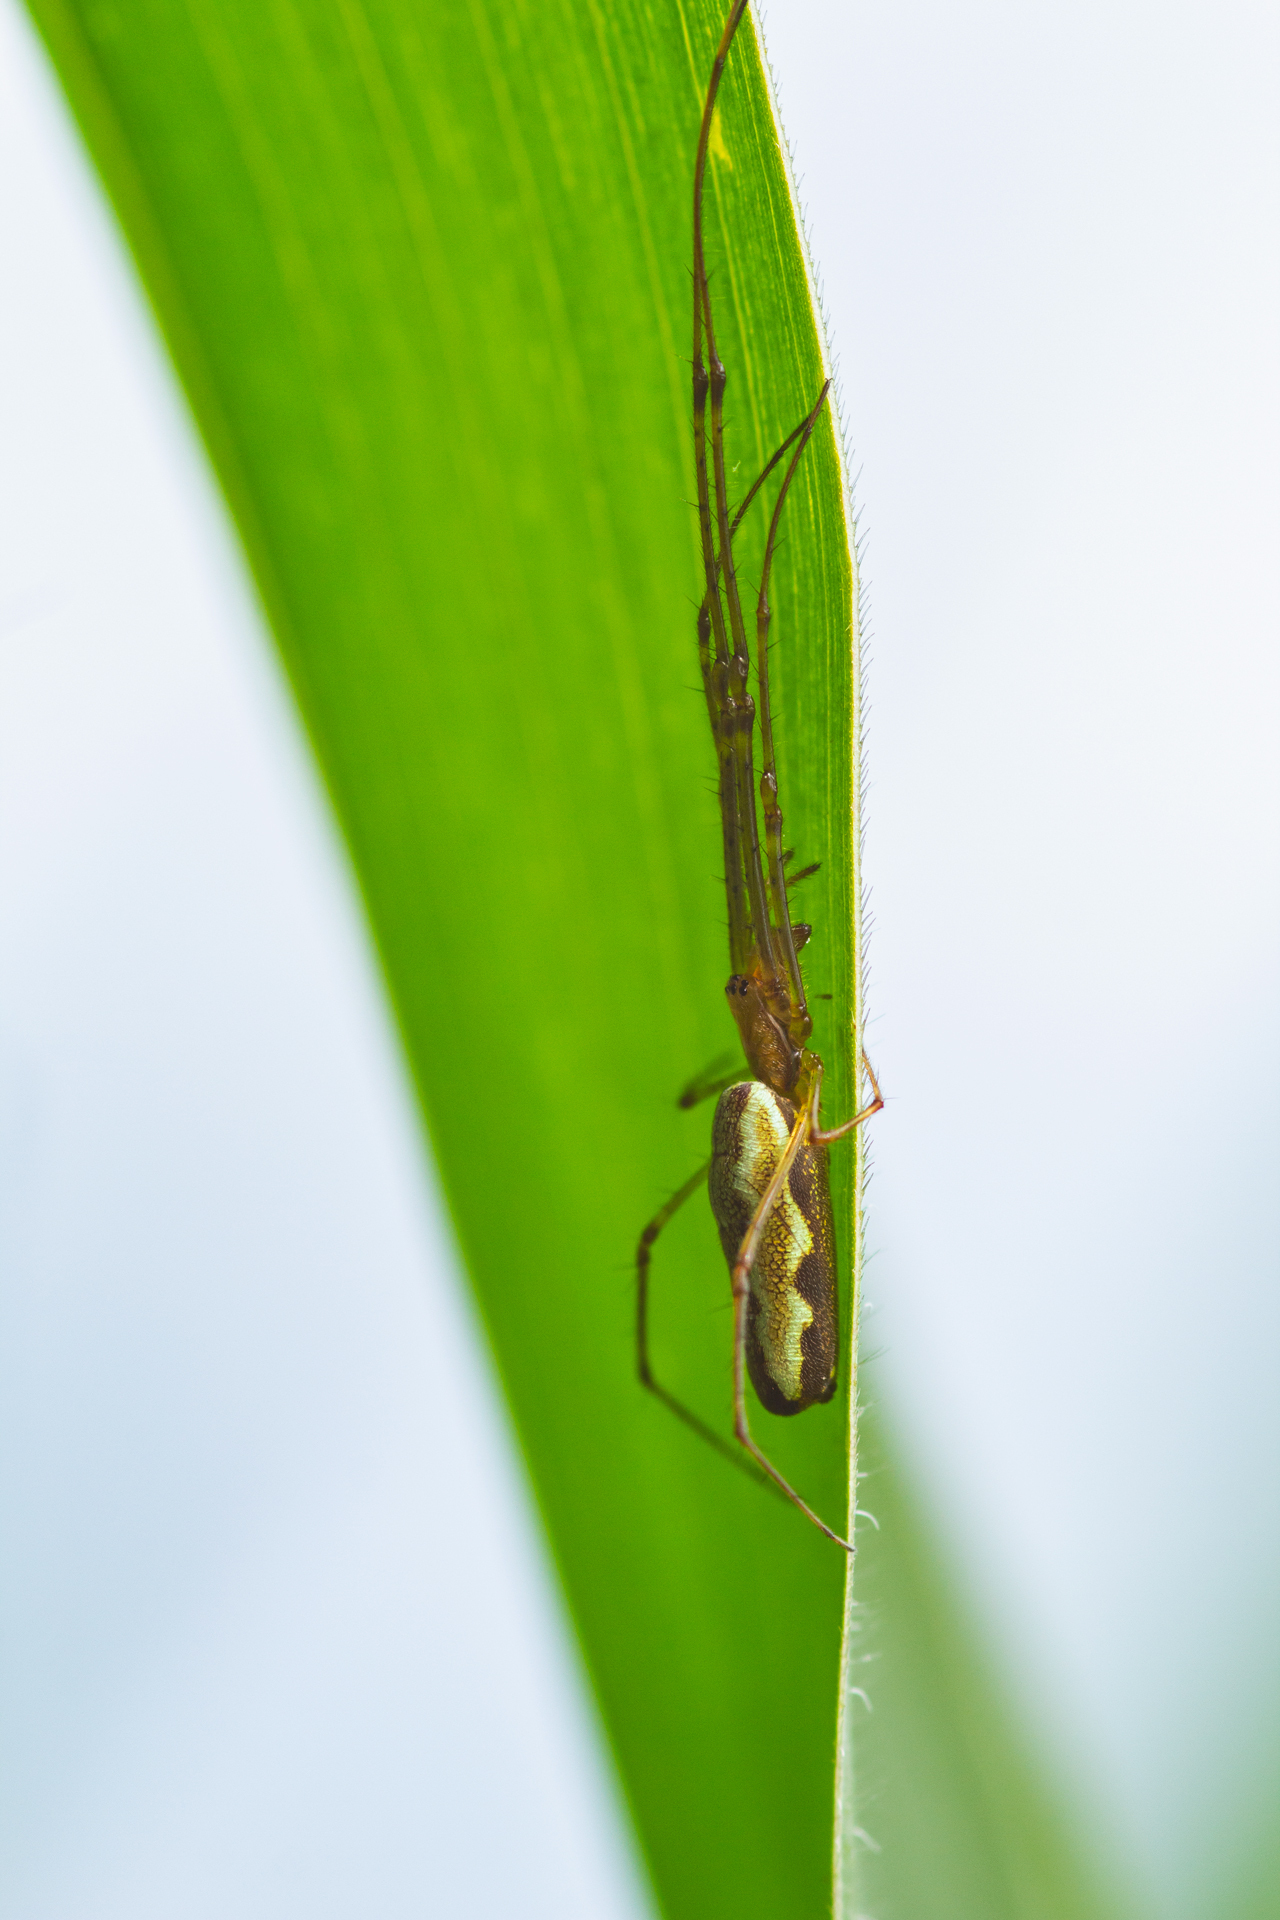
[635,0,882,1551]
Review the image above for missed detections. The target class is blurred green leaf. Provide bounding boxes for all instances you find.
[847,1409,1127,1919]
[1216,1735,1280,1920]
[26,0,1133,1913]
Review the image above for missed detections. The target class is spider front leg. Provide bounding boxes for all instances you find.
[809,1051,885,1144]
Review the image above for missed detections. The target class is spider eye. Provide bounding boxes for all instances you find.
[726,973,750,997]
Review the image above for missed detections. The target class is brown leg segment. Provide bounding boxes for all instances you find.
[809,1051,884,1145]
[636,1161,769,1486]
[677,1059,741,1111]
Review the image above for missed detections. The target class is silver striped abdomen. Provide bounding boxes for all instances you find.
[709,1080,838,1416]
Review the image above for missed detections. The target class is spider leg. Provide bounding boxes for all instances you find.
[677,1055,741,1110]
[693,0,778,986]
[810,1051,885,1144]
[754,380,831,1033]
[636,1161,771,1489]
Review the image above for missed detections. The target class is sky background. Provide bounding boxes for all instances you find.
[2,1,1277,1916]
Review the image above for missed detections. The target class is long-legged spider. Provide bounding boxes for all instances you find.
[635,0,882,1551]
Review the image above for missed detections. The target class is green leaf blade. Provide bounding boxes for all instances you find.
[27,2,860,1912]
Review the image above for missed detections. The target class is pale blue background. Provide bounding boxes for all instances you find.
[2,1,1277,1916]
[762,4,1280,1917]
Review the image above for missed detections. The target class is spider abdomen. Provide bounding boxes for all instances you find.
[709,1081,838,1416]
